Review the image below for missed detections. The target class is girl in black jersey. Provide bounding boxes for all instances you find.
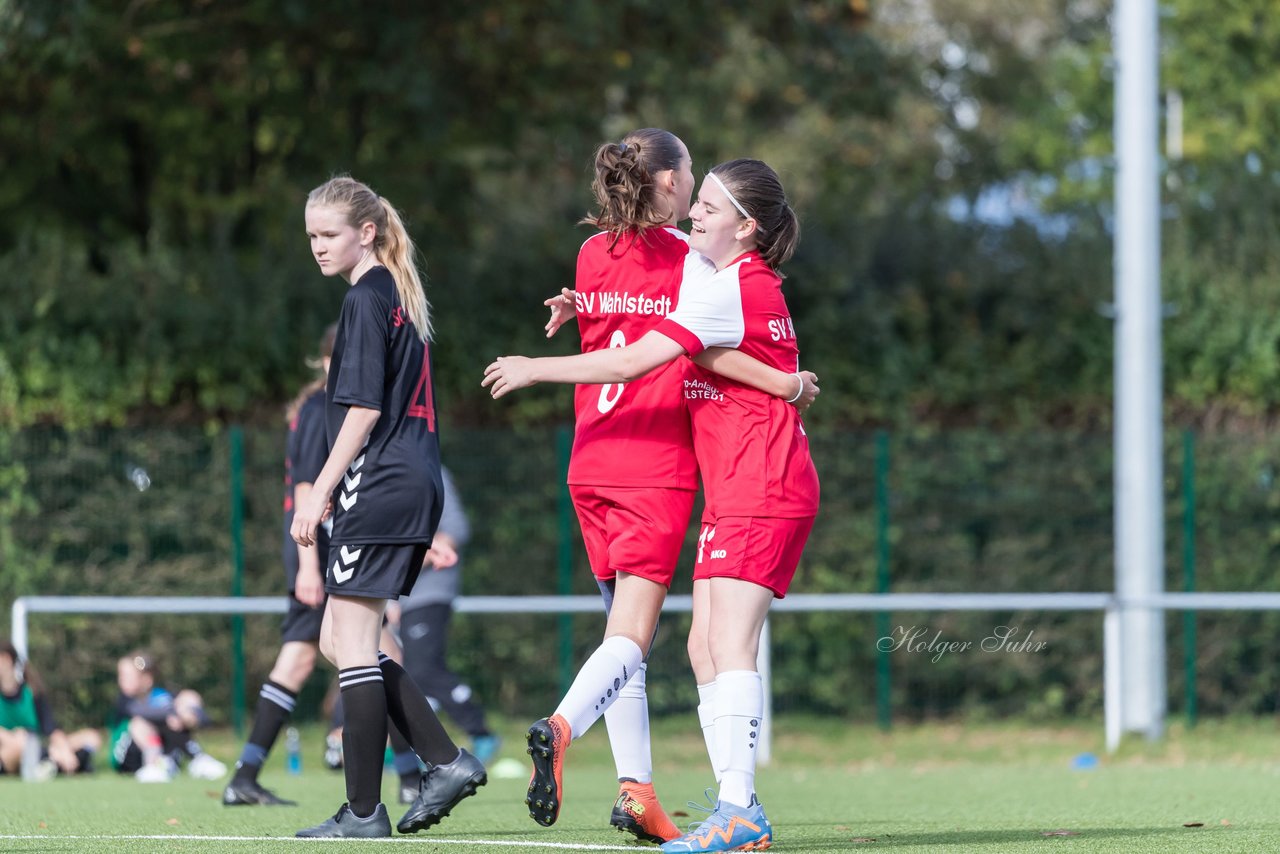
[292,176,486,839]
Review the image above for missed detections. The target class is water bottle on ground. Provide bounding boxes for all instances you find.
[20,731,54,782]
[285,727,302,775]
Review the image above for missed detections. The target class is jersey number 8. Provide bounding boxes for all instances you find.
[596,330,627,414]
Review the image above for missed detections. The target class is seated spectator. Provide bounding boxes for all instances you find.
[0,641,100,780]
[108,650,227,783]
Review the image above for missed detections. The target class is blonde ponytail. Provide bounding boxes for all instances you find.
[306,175,432,342]
[378,198,432,342]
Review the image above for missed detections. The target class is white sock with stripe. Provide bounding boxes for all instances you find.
[604,662,652,783]
[696,681,724,784]
[554,635,643,741]
[713,670,763,810]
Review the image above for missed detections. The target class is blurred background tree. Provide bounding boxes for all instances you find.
[3,0,1275,431]
[6,0,1280,725]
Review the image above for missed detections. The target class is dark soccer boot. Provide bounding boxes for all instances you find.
[396,748,488,834]
[222,777,298,806]
[525,713,571,827]
[295,803,392,838]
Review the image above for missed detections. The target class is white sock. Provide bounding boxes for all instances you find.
[554,635,643,741]
[696,681,723,783]
[713,670,763,810]
[604,662,652,783]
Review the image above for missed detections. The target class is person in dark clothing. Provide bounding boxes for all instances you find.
[395,466,499,765]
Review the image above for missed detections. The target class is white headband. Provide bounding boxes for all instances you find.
[707,172,751,221]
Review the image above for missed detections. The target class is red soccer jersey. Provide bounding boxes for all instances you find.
[655,251,820,518]
[566,227,713,490]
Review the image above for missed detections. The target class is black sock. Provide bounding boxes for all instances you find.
[387,718,412,757]
[339,665,387,818]
[388,719,421,786]
[330,691,344,730]
[378,652,458,766]
[234,680,297,783]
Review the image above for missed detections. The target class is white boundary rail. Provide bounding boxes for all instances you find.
[14,592,1280,757]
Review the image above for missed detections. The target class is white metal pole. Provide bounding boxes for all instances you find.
[11,597,28,662]
[1104,605,1123,752]
[1113,0,1166,740]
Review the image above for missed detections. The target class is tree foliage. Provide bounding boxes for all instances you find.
[7,2,1280,724]
[0,0,1278,429]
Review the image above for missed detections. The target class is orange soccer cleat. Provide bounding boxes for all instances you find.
[610,779,683,843]
[525,714,571,827]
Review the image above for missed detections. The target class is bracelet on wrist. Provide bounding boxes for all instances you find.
[785,373,805,404]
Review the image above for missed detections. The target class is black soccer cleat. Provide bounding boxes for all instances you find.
[396,748,487,834]
[222,778,297,807]
[296,803,392,838]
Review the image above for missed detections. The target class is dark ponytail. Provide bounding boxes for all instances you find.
[709,159,800,274]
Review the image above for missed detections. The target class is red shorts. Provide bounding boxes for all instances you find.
[570,485,696,586]
[693,515,816,598]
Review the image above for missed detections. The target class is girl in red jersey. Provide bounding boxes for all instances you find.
[292,176,485,839]
[504,131,816,845]
[485,159,816,853]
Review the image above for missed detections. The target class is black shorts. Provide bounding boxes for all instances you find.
[110,728,145,773]
[281,594,326,644]
[324,542,429,600]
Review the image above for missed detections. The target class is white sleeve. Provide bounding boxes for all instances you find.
[664,255,746,350]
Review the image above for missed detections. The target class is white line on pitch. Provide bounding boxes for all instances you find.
[0,836,635,850]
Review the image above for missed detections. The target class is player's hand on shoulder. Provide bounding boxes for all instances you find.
[482,356,537,399]
[544,288,577,338]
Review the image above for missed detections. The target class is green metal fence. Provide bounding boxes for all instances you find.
[5,424,1280,730]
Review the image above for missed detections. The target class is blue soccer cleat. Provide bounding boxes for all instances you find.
[660,797,772,852]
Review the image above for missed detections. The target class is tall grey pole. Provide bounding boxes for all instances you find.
[1113,0,1166,740]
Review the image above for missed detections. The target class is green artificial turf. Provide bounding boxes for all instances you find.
[0,717,1276,852]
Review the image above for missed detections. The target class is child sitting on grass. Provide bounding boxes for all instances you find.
[108,650,226,783]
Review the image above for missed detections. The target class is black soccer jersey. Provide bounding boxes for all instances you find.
[325,265,443,546]
[282,389,330,592]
